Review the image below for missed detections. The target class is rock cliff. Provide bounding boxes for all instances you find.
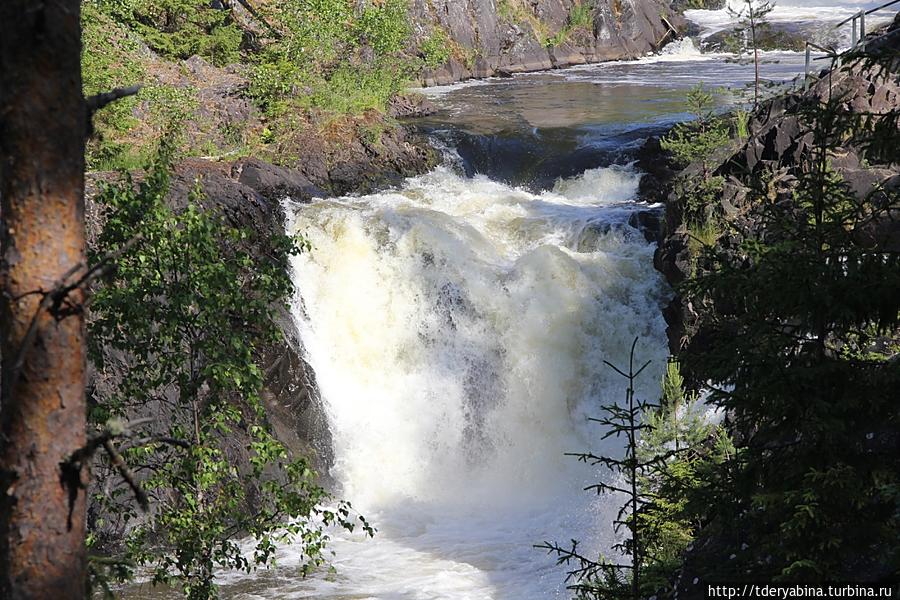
[413,0,686,85]
[650,19,900,357]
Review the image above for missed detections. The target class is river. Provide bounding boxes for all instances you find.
[123,3,889,597]
[240,46,797,600]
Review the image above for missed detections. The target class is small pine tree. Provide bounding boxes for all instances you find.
[538,349,736,599]
[661,83,730,179]
[536,339,666,600]
[728,0,775,107]
[661,84,730,226]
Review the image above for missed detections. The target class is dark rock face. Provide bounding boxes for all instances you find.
[413,0,685,85]
[700,21,810,53]
[650,42,900,358]
[268,117,440,197]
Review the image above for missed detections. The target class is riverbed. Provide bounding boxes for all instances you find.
[123,25,839,600]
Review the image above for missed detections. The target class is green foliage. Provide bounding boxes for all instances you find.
[91,0,243,65]
[685,214,722,274]
[569,2,595,30]
[357,0,411,56]
[420,28,453,70]
[309,63,410,115]
[83,2,210,169]
[638,361,734,588]
[542,2,595,48]
[733,108,750,141]
[84,0,417,165]
[661,84,730,173]
[539,348,734,599]
[537,340,660,600]
[679,69,900,581]
[87,143,372,598]
[82,3,145,169]
[662,85,730,225]
[248,0,412,117]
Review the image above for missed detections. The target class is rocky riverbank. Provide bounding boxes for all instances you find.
[415,0,686,85]
[648,19,900,357]
[640,21,900,594]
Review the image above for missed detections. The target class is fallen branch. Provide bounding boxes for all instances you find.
[86,85,142,114]
[102,438,149,511]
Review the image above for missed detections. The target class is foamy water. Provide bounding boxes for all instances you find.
[685,0,896,47]
[243,165,670,599]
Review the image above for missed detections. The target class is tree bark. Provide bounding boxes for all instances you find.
[0,1,88,598]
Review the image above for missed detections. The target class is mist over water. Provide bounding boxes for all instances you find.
[273,165,669,599]
[213,19,821,597]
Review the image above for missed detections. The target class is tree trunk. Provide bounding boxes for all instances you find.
[0,1,88,598]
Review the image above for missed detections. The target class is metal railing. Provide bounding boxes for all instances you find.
[802,0,900,89]
[834,0,900,50]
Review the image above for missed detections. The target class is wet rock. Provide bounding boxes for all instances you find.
[234,157,326,201]
[415,0,686,85]
[388,93,437,119]
[628,207,665,242]
[701,22,808,53]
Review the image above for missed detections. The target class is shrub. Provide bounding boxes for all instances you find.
[82,3,145,169]
[420,28,452,70]
[309,63,409,115]
[356,0,411,56]
[91,0,243,65]
[569,2,595,30]
[88,141,372,599]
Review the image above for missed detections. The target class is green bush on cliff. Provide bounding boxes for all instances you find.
[357,0,412,56]
[569,2,595,30]
[309,63,410,115]
[662,84,729,225]
[661,84,729,175]
[420,28,453,69]
[82,3,145,169]
[87,141,372,599]
[248,0,413,116]
[90,0,243,65]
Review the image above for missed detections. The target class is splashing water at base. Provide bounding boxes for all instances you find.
[267,165,669,599]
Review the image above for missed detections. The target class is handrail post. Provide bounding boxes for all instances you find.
[859,10,866,47]
[851,15,858,46]
[805,44,811,90]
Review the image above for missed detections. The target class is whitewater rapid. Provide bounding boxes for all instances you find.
[217,1,873,592]
[273,165,670,599]
[685,0,896,46]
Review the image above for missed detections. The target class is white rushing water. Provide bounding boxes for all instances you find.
[685,0,896,46]
[271,165,670,599]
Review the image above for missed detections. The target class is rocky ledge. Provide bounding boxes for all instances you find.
[414,0,686,85]
[648,18,900,356]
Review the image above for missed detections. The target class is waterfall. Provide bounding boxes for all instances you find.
[278,164,670,598]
